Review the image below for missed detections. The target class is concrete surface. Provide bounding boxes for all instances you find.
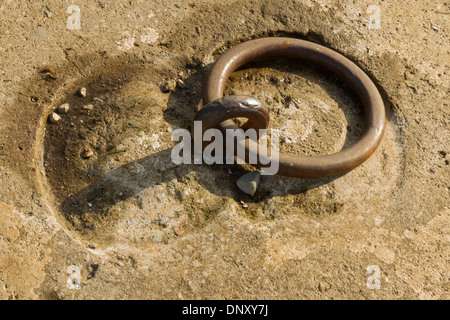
[0,0,448,299]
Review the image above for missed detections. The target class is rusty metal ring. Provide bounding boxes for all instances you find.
[193,95,270,133]
[202,37,386,178]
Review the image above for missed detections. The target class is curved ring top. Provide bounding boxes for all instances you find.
[202,37,385,178]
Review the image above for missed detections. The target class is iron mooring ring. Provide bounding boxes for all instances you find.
[201,37,386,178]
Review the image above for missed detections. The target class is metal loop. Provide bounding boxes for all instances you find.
[193,95,269,134]
[202,37,386,178]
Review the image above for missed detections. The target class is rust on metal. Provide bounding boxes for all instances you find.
[201,37,386,178]
[193,95,269,134]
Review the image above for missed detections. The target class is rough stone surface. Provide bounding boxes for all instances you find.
[0,0,448,300]
[161,80,177,93]
[236,171,261,196]
[57,103,69,114]
[82,148,94,159]
[48,112,61,124]
[79,87,87,97]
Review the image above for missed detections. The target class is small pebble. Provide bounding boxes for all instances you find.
[240,201,248,209]
[173,226,184,236]
[57,103,70,113]
[153,233,163,243]
[318,281,331,292]
[42,67,56,74]
[83,148,94,158]
[176,79,186,88]
[83,104,94,110]
[79,87,87,97]
[161,80,177,93]
[42,67,57,79]
[48,112,61,124]
[88,244,97,249]
[236,171,260,196]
